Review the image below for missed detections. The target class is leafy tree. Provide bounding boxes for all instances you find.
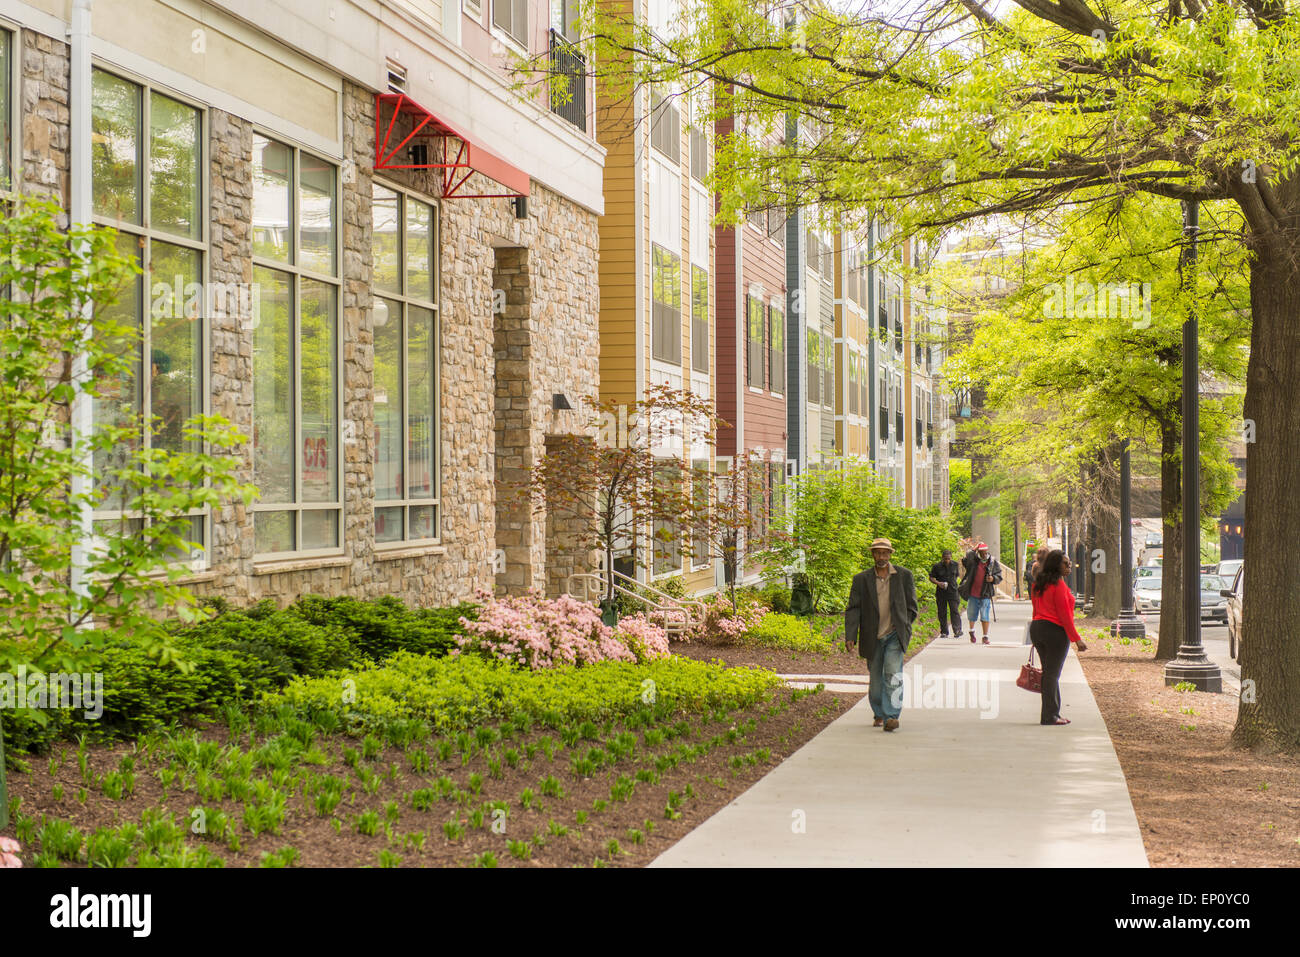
[940,198,1244,652]
[523,384,719,607]
[559,0,1300,748]
[0,196,256,822]
[692,453,776,606]
[948,458,972,538]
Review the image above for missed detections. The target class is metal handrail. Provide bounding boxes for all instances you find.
[565,572,700,627]
[608,568,707,619]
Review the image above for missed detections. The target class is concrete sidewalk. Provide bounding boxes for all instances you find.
[651,601,1148,867]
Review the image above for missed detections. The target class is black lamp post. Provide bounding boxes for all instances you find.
[1111,438,1145,639]
[1165,198,1222,691]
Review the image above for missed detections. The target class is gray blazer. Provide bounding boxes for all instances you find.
[845,564,919,659]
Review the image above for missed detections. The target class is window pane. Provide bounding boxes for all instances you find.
[301,279,338,503]
[372,185,400,295]
[253,136,292,262]
[405,199,435,303]
[149,241,202,457]
[252,266,293,503]
[91,70,140,223]
[299,154,336,275]
[149,92,201,238]
[375,505,403,543]
[303,509,339,550]
[409,505,436,541]
[160,514,205,562]
[406,305,437,500]
[93,232,143,509]
[255,510,296,554]
[374,297,402,501]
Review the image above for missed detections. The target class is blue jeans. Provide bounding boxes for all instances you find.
[967,596,992,623]
[867,631,905,720]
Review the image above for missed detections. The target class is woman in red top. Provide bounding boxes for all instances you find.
[1029,550,1088,725]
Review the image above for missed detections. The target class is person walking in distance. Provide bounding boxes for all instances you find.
[959,542,1002,644]
[929,549,962,639]
[845,538,919,732]
[1028,546,1049,587]
[1029,549,1088,725]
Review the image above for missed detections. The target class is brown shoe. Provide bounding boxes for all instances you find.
[883,718,899,732]
[873,717,884,727]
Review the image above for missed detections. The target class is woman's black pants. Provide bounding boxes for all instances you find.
[1029,620,1070,724]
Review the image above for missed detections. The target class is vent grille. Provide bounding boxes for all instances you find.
[387,61,408,95]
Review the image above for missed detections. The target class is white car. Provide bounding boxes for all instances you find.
[1134,577,1162,611]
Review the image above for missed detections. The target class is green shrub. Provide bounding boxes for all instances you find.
[289,595,474,661]
[756,582,792,614]
[3,595,481,753]
[740,613,833,651]
[269,652,783,734]
[175,608,354,682]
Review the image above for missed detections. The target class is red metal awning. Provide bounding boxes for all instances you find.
[374,92,530,199]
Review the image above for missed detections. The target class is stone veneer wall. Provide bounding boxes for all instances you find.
[20,30,69,205]
[11,28,601,610]
[190,81,601,608]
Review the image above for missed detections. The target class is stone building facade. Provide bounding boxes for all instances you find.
[2,1,603,610]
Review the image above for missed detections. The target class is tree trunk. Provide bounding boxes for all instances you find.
[1156,419,1184,660]
[1232,243,1300,750]
[1092,447,1122,620]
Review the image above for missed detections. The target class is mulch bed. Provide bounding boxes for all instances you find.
[1079,649,1300,867]
[670,632,936,675]
[5,684,856,868]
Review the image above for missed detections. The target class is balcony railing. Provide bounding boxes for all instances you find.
[549,30,587,132]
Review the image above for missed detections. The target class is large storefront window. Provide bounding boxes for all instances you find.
[89,68,205,557]
[372,182,440,545]
[252,134,341,556]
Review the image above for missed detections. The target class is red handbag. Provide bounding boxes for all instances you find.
[1017,647,1042,693]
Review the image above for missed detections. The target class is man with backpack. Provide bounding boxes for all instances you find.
[959,542,1003,644]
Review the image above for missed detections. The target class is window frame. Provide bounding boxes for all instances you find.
[0,24,14,191]
[690,263,708,374]
[492,0,530,52]
[250,131,344,562]
[768,300,784,396]
[371,177,442,550]
[690,457,711,571]
[746,294,765,389]
[88,63,211,571]
[651,242,682,365]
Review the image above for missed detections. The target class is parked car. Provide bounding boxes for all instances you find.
[1200,574,1229,625]
[1134,575,1162,611]
[1134,573,1230,624]
[1145,532,1163,547]
[1221,565,1244,663]
[1216,558,1243,581]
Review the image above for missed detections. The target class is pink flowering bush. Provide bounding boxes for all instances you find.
[0,837,21,868]
[685,595,768,645]
[457,591,669,669]
[614,613,671,663]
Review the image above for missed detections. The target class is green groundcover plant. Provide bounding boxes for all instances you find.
[269,652,783,734]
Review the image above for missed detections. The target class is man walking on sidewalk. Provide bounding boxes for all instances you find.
[845,538,919,732]
[959,542,1002,644]
[929,549,962,638]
